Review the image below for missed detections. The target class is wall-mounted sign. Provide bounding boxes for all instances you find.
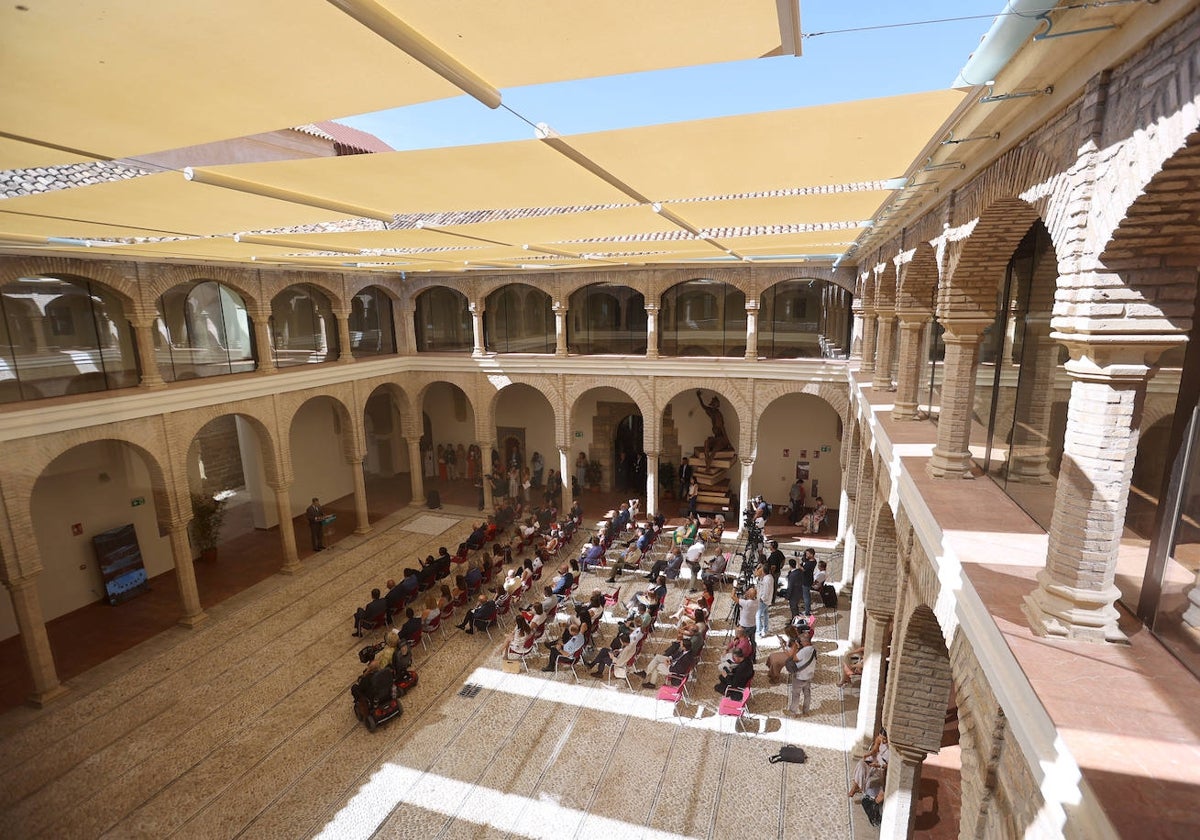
[71,523,83,536]
[821,445,831,453]
[574,431,583,438]
[131,496,145,507]
[782,448,790,457]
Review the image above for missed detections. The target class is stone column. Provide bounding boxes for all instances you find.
[1005,315,1060,483]
[892,312,928,420]
[645,303,659,360]
[470,301,485,358]
[250,305,277,373]
[407,437,425,505]
[482,440,497,510]
[737,457,754,535]
[744,300,759,360]
[558,446,573,514]
[850,302,865,358]
[859,307,878,377]
[853,611,891,754]
[553,302,569,357]
[872,309,896,389]
[645,450,660,517]
[350,457,371,535]
[1023,339,1172,643]
[926,318,991,479]
[129,314,166,389]
[166,520,208,627]
[272,483,301,573]
[334,308,354,363]
[879,744,927,837]
[4,573,67,706]
[400,303,418,354]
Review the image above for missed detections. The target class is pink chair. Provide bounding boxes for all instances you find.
[718,684,753,733]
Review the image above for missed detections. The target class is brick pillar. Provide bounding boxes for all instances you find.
[744,300,759,360]
[407,437,425,506]
[400,304,417,354]
[350,457,371,535]
[926,318,991,479]
[644,303,659,360]
[871,309,896,389]
[558,446,573,514]
[3,573,67,706]
[853,611,890,755]
[850,302,865,358]
[859,307,878,377]
[734,458,753,537]
[879,744,927,837]
[249,305,277,373]
[167,520,208,627]
[1024,340,1173,642]
[645,450,660,517]
[482,440,497,510]
[892,312,927,420]
[470,301,485,358]
[334,308,354,363]
[129,313,166,389]
[553,302,569,357]
[272,483,301,574]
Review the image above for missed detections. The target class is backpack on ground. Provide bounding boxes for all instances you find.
[768,745,807,764]
[821,583,838,609]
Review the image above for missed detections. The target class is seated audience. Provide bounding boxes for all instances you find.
[352,588,389,637]
[714,645,754,695]
[542,621,586,671]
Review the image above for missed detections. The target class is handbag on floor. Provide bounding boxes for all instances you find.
[768,745,807,764]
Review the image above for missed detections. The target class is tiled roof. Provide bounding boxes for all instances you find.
[0,161,151,199]
[293,121,394,154]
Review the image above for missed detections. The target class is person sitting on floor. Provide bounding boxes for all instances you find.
[352,588,389,637]
[838,645,866,687]
[456,593,497,635]
[715,645,754,696]
[848,729,889,816]
[542,621,586,671]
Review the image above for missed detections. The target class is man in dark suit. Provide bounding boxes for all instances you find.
[352,588,388,637]
[715,646,754,696]
[306,497,326,551]
[678,457,693,500]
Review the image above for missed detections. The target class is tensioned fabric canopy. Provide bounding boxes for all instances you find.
[0,0,788,168]
[0,89,965,272]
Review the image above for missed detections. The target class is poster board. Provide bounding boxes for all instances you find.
[92,524,150,605]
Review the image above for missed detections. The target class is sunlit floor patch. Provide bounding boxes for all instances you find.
[316,764,701,840]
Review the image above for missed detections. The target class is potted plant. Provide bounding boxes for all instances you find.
[659,461,677,499]
[585,459,603,490]
[190,491,229,561]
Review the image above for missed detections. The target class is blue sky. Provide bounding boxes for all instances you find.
[343,1,1004,150]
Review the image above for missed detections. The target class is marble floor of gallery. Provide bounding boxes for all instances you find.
[0,503,960,840]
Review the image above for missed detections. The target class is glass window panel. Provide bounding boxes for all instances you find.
[567,283,645,355]
[271,284,339,367]
[760,279,825,358]
[0,275,136,400]
[484,284,552,353]
[155,281,256,380]
[349,286,397,357]
[415,287,471,352]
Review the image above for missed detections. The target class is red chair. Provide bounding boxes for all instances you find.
[423,613,443,644]
[494,593,513,630]
[439,602,456,636]
[549,647,582,682]
[718,684,753,734]
[408,627,427,654]
[603,587,621,608]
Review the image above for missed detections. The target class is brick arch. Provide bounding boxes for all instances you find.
[940,197,1043,321]
[409,375,479,425]
[362,381,413,438]
[897,242,939,313]
[885,603,954,755]
[345,276,403,302]
[485,376,565,446]
[0,257,139,309]
[858,268,877,309]
[564,376,652,446]
[874,261,897,310]
[1097,128,1200,332]
[845,419,863,501]
[754,383,848,438]
[279,388,362,466]
[8,424,179,577]
[261,270,346,312]
[168,403,283,487]
[654,379,751,460]
[864,501,899,615]
[358,376,415,422]
[141,264,262,309]
[852,443,876,549]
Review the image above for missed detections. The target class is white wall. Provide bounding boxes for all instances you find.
[494,384,556,467]
[569,386,634,466]
[422,383,476,452]
[0,440,175,640]
[751,393,842,509]
[288,398,356,513]
[665,389,744,485]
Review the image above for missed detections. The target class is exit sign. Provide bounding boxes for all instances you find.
[131,497,145,507]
